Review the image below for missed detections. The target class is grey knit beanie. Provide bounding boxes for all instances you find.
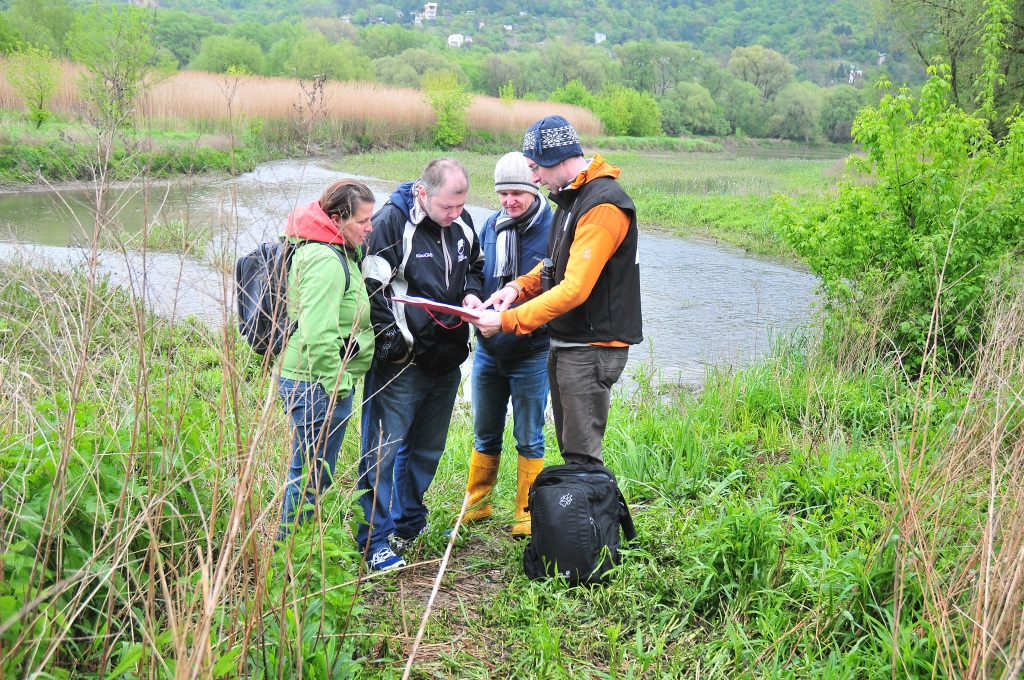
[493,151,540,196]
[522,115,584,168]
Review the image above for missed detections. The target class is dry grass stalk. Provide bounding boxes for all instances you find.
[895,262,1024,678]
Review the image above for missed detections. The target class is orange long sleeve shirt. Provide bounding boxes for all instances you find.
[500,155,631,347]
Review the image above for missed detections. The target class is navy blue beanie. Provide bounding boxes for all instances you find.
[522,115,584,168]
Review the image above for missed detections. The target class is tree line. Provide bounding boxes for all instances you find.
[2,0,1020,143]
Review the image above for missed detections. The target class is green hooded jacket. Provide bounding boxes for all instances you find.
[277,201,374,397]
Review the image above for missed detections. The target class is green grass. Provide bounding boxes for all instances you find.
[96,218,213,254]
[2,249,1020,677]
[0,109,279,186]
[336,149,844,256]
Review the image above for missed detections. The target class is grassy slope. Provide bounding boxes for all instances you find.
[3,261,996,678]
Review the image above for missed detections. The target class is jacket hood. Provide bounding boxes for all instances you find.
[386,182,417,221]
[569,154,620,189]
[550,155,621,209]
[284,200,345,244]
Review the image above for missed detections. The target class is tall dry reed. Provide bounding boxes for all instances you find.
[0,62,602,137]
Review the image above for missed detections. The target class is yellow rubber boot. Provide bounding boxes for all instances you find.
[464,450,501,523]
[512,456,545,538]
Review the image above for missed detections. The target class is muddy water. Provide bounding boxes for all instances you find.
[0,159,817,385]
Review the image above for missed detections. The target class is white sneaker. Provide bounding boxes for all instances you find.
[369,546,406,572]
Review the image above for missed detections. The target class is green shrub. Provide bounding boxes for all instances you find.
[779,67,1024,371]
[422,70,471,149]
[594,83,663,137]
[4,45,60,129]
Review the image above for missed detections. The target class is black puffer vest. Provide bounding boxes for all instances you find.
[547,176,643,344]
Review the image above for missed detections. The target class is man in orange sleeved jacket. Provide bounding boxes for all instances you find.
[472,115,643,466]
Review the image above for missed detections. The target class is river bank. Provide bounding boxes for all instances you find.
[1,108,845,257]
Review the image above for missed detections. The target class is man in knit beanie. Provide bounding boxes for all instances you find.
[471,117,643,469]
[460,152,553,537]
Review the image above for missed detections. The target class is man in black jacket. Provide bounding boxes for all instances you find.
[356,158,485,572]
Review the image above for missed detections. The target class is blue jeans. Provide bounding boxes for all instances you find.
[472,344,549,459]
[356,359,461,552]
[277,377,354,536]
[548,345,628,465]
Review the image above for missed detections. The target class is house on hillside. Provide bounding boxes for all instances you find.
[424,3,437,20]
[447,34,465,48]
[594,32,606,44]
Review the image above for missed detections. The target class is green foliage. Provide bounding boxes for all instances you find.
[780,69,1024,370]
[549,79,597,110]
[372,47,458,89]
[713,77,770,138]
[4,45,60,128]
[881,0,1023,132]
[68,4,161,130]
[594,83,663,137]
[7,0,75,56]
[498,79,515,108]
[0,12,23,54]
[359,22,435,58]
[189,35,264,74]
[282,32,371,81]
[769,81,824,142]
[728,45,794,102]
[151,8,222,67]
[820,85,864,143]
[422,70,471,149]
[659,82,725,136]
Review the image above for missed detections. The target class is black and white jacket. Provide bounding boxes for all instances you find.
[362,181,484,373]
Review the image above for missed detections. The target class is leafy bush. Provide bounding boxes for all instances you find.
[820,85,865,143]
[422,70,472,149]
[549,79,597,110]
[779,67,1024,371]
[658,82,722,136]
[189,35,264,74]
[4,45,60,128]
[768,81,824,142]
[594,83,663,137]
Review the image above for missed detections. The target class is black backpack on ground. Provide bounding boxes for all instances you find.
[235,240,349,356]
[523,463,637,585]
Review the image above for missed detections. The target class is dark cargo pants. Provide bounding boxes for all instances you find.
[547,344,629,465]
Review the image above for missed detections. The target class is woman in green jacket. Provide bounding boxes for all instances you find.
[277,179,376,538]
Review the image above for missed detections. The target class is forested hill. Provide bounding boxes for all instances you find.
[155,0,890,73]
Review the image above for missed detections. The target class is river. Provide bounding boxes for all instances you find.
[0,159,817,386]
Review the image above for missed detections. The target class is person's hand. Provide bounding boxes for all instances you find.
[482,285,519,312]
[471,310,503,338]
[462,294,484,310]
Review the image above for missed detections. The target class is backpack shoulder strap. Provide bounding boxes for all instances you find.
[617,487,637,544]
